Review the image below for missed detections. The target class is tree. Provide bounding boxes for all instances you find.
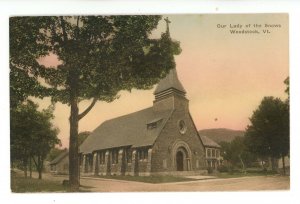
[10,16,181,191]
[10,100,60,179]
[284,77,289,99]
[11,101,37,177]
[30,105,60,179]
[244,96,289,173]
[10,18,51,108]
[220,137,256,171]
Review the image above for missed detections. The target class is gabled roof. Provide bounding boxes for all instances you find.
[50,151,68,165]
[199,135,221,148]
[154,69,186,95]
[79,107,173,154]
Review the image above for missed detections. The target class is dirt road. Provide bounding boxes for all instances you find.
[78,175,289,192]
[25,171,289,192]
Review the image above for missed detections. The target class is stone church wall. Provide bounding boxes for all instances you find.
[151,106,206,174]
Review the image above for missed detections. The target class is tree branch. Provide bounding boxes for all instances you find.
[78,97,97,120]
[60,16,68,42]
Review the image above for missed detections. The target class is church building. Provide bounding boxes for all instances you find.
[79,68,207,176]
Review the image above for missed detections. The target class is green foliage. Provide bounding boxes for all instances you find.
[215,170,277,179]
[217,165,229,173]
[10,16,181,104]
[96,175,195,183]
[284,77,289,97]
[207,167,214,174]
[9,17,53,108]
[10,100,60,177]
[220,136,256,169]
[244,96,289,159]
[11,101,37,163]
[11,172,68,193]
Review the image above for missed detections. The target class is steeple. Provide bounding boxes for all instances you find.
[153,68,188,112]
[152,17,188,112]
[154,69,186,100]
[154,17,186,99]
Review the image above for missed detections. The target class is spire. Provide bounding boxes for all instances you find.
[164,17,171,36]
[153,18,187,110]
[154,69,186,99]
[154,18,186,96]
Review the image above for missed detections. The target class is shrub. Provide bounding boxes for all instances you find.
[217,165,229,173]
[207,167,213,174]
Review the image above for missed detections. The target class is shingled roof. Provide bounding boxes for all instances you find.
[199,135,221,148]
[79,107,173,154]
[50,150,68,165]
[154,69,186,95]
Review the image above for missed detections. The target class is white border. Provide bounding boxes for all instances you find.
[1,1,300,204]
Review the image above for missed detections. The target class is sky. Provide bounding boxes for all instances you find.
[36,14,289,148]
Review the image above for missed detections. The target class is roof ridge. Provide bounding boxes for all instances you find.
[101,106,153,124]
[49,150,68,165]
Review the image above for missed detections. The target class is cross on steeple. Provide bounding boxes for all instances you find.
[164,17,171,35]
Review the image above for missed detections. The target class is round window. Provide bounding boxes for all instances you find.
[178,120,187,134]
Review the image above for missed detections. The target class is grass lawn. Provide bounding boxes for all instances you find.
[96,175,196,183]
[11,175,69,193]
[214,170,279,179]
[95,170,281,183]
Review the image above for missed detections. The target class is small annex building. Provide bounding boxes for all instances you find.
[79,68,207,176]
[49,150,69,174]
[199,135,222,169]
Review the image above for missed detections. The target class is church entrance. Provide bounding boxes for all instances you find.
[172,141,192,171]
[176,151,184,171]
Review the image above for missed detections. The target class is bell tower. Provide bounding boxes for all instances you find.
[153,68,189,112]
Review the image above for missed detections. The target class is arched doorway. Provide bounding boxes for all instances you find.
[176,151,184,171]
[172,140,192,171]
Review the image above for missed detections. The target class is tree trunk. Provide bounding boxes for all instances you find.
[69,100,80,191]
[38,169,42,179]
[29,157,32,178]
[68,65,80,191]
[38,157,43,179]
[238,155,246,173]
[282,155,286,175]
[271,157,278,171]
[23,158,28,178]
[61,17,84,192]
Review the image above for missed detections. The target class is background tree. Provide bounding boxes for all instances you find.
[10,16,181,191]
[284,77,289,100]
[10,100,60,179]
[220,136,256,171]
[11,101,37,177]
[30,105,60,179]
[244,96,289,173]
